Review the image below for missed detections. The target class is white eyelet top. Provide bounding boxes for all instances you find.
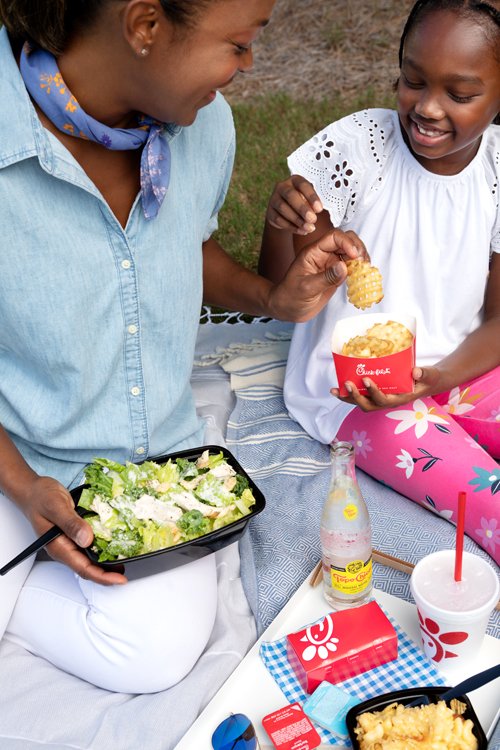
[284,108,500,444]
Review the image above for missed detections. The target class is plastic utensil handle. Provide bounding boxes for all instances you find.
[439,664,500,702]
[0,506,89,576]
[0,525,62,575]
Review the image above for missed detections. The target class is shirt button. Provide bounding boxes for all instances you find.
[121,259,131,269]
[135,447,145,455]
[131,386,141,396]
[128,324,138,335]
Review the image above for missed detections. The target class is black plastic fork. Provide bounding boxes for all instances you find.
[0,504,90,576]
[406,663,500,708]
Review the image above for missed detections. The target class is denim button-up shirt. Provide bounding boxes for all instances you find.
[0,29,235,489]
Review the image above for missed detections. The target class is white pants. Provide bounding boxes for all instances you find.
[0,389,245,694]
[0,489,218,693]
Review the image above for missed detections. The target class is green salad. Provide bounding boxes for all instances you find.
[78,450,256,562]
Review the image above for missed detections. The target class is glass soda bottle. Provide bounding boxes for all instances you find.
[320,441,373,609]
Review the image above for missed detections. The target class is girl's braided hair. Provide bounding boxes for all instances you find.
[398,0,500,124]
[0,0,216,55]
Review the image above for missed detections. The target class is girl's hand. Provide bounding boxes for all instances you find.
[21,475,127,585]
[330,365,443,411]
[266,175,323,235]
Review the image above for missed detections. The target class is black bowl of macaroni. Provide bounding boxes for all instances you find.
[346,686,487,750]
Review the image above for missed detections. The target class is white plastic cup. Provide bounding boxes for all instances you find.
[410,550,499,671]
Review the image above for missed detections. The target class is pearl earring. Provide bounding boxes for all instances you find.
[140,47,149,57]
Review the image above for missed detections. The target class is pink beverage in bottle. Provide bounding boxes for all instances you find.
[320,441,372,609]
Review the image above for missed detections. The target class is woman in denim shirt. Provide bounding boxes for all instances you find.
[0,0,362,692]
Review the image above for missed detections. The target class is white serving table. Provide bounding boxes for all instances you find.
[176,570,500,750]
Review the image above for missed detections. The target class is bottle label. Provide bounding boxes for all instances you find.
[343,503,358,520]
[329,556,372,595]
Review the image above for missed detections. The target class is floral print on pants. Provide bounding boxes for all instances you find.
[337,367,500,564]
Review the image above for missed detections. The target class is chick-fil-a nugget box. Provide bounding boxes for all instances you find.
[262,703,321,750]
[286,601,398,693]
[331,313,416,397]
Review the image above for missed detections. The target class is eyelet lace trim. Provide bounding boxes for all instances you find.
[288,109,391,226]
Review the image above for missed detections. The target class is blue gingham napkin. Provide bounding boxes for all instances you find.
[260,611,446,747]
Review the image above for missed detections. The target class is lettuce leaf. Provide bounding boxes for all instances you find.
[79,452,257,561]
[177,510,212,540]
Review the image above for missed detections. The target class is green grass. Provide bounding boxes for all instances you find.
[214,90,395,271]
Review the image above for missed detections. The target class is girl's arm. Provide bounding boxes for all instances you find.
[423,250,500,389]
[0,425,126,584]
[257,175,368,284]
[336,252,500,410]
[259,208,339,284]
[258,176,325,283]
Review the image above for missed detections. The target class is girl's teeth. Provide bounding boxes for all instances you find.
[416,122,442,137]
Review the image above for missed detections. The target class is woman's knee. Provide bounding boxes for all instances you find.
[83,553,219,692]
[112,607,217,693]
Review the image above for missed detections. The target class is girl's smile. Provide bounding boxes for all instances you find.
[409,117,452,147]
[397,9,500,175]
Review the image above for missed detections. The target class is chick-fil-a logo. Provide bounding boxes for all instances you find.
[299,614,340,661]
[417,609,468,662]
[355,364,391,377]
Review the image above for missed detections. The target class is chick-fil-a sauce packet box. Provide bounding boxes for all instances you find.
[286,601,398,693]
[262,703,321,750]
[331,313,416,397]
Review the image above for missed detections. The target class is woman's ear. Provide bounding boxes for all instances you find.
[121,0,165,57]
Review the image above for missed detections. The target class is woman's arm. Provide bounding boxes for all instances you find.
[335,252,500,410]
[0,425,126,584]
[202,223,362,324]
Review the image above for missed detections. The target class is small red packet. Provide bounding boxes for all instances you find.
[262,703,321,750]
[286,601,398,693]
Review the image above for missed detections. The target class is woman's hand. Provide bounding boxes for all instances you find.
[21,475,127,585]
[330,365,444,411]
[266,175,323,235]
[267,227,366,322]
[204,227,367,323]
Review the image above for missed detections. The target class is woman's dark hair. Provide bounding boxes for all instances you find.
[0,0,216,55]
[398,0,500,124]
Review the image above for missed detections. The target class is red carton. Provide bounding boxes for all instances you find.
[286,601,398,693]
[331,313,416,397]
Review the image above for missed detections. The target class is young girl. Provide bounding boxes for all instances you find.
[260,0,500,564]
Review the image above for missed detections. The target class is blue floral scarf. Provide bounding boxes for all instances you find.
[20,44,170,220]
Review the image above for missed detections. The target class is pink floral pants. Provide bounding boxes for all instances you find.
[337,367,500,565]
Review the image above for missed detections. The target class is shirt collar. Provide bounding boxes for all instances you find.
[0,27,51,169]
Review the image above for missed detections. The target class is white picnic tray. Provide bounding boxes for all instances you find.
[175,571,500,750]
